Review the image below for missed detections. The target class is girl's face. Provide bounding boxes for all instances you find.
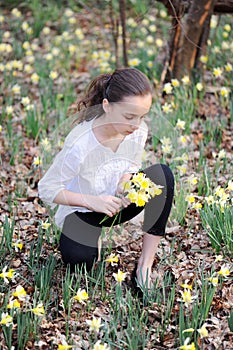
[103,94,152,136]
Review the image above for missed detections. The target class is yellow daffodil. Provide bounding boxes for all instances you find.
[0,267,15,284]
[179,135,188,145]
[12,239,23,251]
[93,340,110,350]
[208,276,218,286]
[187,175,198,186]
[13,285,27,301]
[180,337,196,350]
[7,298,21,309]
[58,344,73,350]
[161,137,171,146]
[162,144,172,154]
[197,323,209,338]
[51,47,60,56]
[12,84,21,94]
[49,71,58,80]
[225,62,232,72]
[220,87,229,98]
[200,55,208,63]
[196,82,203,91]
[11,8,21,17]
[179,289,197,307]
[217,265,230,277]
[0,125,2,132]
[105,253,119,266]
[181,75,190,85]
[171,78,180,87]
[73,288,89,304]
[155,38,163,48]
[163,82,173,94]
[86,316,103,333]
[6,106,14,115]
[113,269,127,284]
[160,9,167,18]
[149,184,163,196]
[213,67,223,77]
[31,72,40,83]
[176,119,186,130]
[31,303,45,316]
[224,24,231,32]
[0,313,13,327]
[215,255,223,262]
[176,165,187,176]
[41,221,51,230]
[75,29,84,40]
[192,202,202,210]
[64,8,74,17]
[33,156,42,167]
[181,280,193,290]
[21,97,30,106]
[162,102,173,113]
[42,26,50,35]
[128,58,141,67]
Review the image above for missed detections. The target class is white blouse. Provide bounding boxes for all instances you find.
[38,117,148,228]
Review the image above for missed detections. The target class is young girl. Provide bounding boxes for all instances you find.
[38,67,174,289]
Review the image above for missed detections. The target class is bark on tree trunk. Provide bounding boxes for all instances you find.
[161,0,217,80]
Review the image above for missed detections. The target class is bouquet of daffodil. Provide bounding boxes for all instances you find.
[122,172,163,207]
[99,172,163,226]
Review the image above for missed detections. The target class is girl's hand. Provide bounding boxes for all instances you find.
[83,194,123,217]
[116,173,132,208]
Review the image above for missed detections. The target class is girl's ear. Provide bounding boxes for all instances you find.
[102,98,110,113]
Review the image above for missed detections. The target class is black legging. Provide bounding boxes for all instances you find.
[59,164,174,271]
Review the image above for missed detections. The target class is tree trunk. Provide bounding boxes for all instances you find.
[161,0,217,80]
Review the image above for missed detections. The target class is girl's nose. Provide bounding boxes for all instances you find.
[130,118,141,130]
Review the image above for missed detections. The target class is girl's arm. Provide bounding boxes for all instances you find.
[53,189,124,217]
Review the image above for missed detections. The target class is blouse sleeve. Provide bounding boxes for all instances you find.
[38,143,81,208]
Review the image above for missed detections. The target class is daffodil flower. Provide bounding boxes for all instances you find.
[73,288,89,304]
[113,269,127,284]
[12,285,27,301]
[0,267,15,284]
[0,312,13,327]
[105,253,119,266]
[58,345,73,350]
[180,337,196,350]
[197,323,209,338]
[93,340,110,350]
[12,240,23,252]
[41,221,51,230]
[86,316,103,333]
[7,298,21,309]
[217,264,230,277]
[178,289,197,307]
[180,280,192,290]
[208,276,218,286]
[31,303,45,316]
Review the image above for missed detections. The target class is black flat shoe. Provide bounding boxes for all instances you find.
[130,265,144,299]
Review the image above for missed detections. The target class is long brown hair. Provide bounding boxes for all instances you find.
[77,68,152,122]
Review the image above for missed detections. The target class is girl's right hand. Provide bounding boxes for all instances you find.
[83,194,123,217]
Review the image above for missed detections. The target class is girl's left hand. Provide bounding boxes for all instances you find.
[116,173,132,208]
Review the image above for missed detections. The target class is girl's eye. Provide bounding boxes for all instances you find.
[124,115,134,120]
